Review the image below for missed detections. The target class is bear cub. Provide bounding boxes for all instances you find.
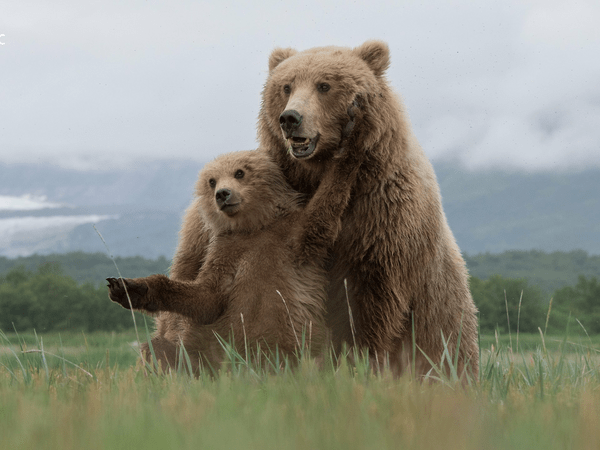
[108,141,363,372]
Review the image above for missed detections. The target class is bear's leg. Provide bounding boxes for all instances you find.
[333,246,478,380]
[412,297,480,381]
[140,336,179,372]
[335,269,411,371]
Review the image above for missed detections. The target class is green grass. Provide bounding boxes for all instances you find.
[0,330,140,370]
[2,330,600,449]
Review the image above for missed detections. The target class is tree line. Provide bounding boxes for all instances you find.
[0,263,144,333]
[465,249,600,294]
[472,274,600,335]
[0,252,170,287]
[0,261,598,335]
[3,249,599,293]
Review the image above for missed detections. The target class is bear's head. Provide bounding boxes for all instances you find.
[260,40,391,164]
[196,150,301,233]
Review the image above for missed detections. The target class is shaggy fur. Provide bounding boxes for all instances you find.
[153,40,479,378]
[108,147,362,372]
[260,40,479,377]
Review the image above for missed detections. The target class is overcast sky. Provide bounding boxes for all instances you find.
[1,0,599,172]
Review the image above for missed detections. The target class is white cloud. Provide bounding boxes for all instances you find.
[0,194,65,211]
[522,1,600,49]
[0,0,599,171]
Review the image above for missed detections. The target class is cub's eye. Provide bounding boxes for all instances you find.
[283,84,291,94]
[317,83,330,93]
[209,179,216,188]
[234,169,245,179]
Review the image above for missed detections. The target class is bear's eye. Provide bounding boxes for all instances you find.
[234,169,245,179]
[209,179,216,188]
[317,83,331,93]
[283,84,291,95]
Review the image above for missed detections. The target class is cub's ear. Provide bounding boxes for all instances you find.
[353,40,390,77]
[269,47,297,72]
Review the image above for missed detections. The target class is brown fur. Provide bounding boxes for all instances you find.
[108,147,362,372]
[157,40,479,379]
[262,41,479,378]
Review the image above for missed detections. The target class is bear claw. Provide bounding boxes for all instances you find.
[106,277,149,310]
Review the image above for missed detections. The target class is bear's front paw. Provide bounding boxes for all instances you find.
[106,277,150,310]
[335,95,368,162]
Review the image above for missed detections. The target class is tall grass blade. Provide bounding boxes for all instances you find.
[40,336,50,382]
[411,311,416,379]
[21,350,94,378]
[544,297,553,336]
[516,290,523,353]
[276,290,300,349]
[58,334,68,377]
[93,224,142,350]
[504,289,512,352]
[141,317,159,375]
[344,279,357,351]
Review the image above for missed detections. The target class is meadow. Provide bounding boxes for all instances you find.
[2,327,600,450]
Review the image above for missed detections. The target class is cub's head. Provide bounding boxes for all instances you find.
[260,40,391,161]
[197,150,300,233]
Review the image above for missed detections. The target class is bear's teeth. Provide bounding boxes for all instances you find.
[290,137,310,146]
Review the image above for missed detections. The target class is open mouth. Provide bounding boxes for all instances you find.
[220,203,240,216]
[287,134,320,159]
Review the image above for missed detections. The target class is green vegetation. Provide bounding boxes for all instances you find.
[0,264,145,333]
[1,330,600,450]
[465,249,600,294]
[1,248,598,448]
[1,249,598,292]
[0,250,598,335]
[0,252,170,286]
[550,275,600,334]
[471,273,600,336]
[471,275,546,334]
[0,330,141,369]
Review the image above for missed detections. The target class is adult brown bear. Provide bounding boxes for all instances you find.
[161,40,479,378]
[108,143,363,372]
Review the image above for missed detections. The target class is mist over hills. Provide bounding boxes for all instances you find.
[0,159,598,259]
[0,160,201,258]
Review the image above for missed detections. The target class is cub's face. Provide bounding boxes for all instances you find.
[197,150,297,233]
[262,41,390,161]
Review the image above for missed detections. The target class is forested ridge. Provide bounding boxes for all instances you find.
[0,252,170,286]
[465,249,600,294]
[0,251,598,334]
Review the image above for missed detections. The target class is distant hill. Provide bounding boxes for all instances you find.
[0,160,202,258]
[435,162,600,255]
[1,159,599,258]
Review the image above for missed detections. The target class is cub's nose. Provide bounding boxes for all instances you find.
[215,188,232,208]
[279,110,303,138]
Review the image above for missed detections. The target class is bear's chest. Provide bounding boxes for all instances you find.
[211,231,294,282]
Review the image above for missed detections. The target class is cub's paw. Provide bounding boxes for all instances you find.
[335,94,369,161]
[106,277,150,310]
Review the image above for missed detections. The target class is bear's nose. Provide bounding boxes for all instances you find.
[215,188,232,208]
[279,110,303,138]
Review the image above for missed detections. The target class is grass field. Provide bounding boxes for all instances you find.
[2,329,600,450]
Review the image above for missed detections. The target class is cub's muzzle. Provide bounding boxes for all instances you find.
[215,188,240,215]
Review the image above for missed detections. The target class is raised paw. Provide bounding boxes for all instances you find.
[106,277,150,310]
[335,94,369,163]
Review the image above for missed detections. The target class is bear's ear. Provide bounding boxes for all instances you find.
[269,47,297,72]
[353,40,390,77]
